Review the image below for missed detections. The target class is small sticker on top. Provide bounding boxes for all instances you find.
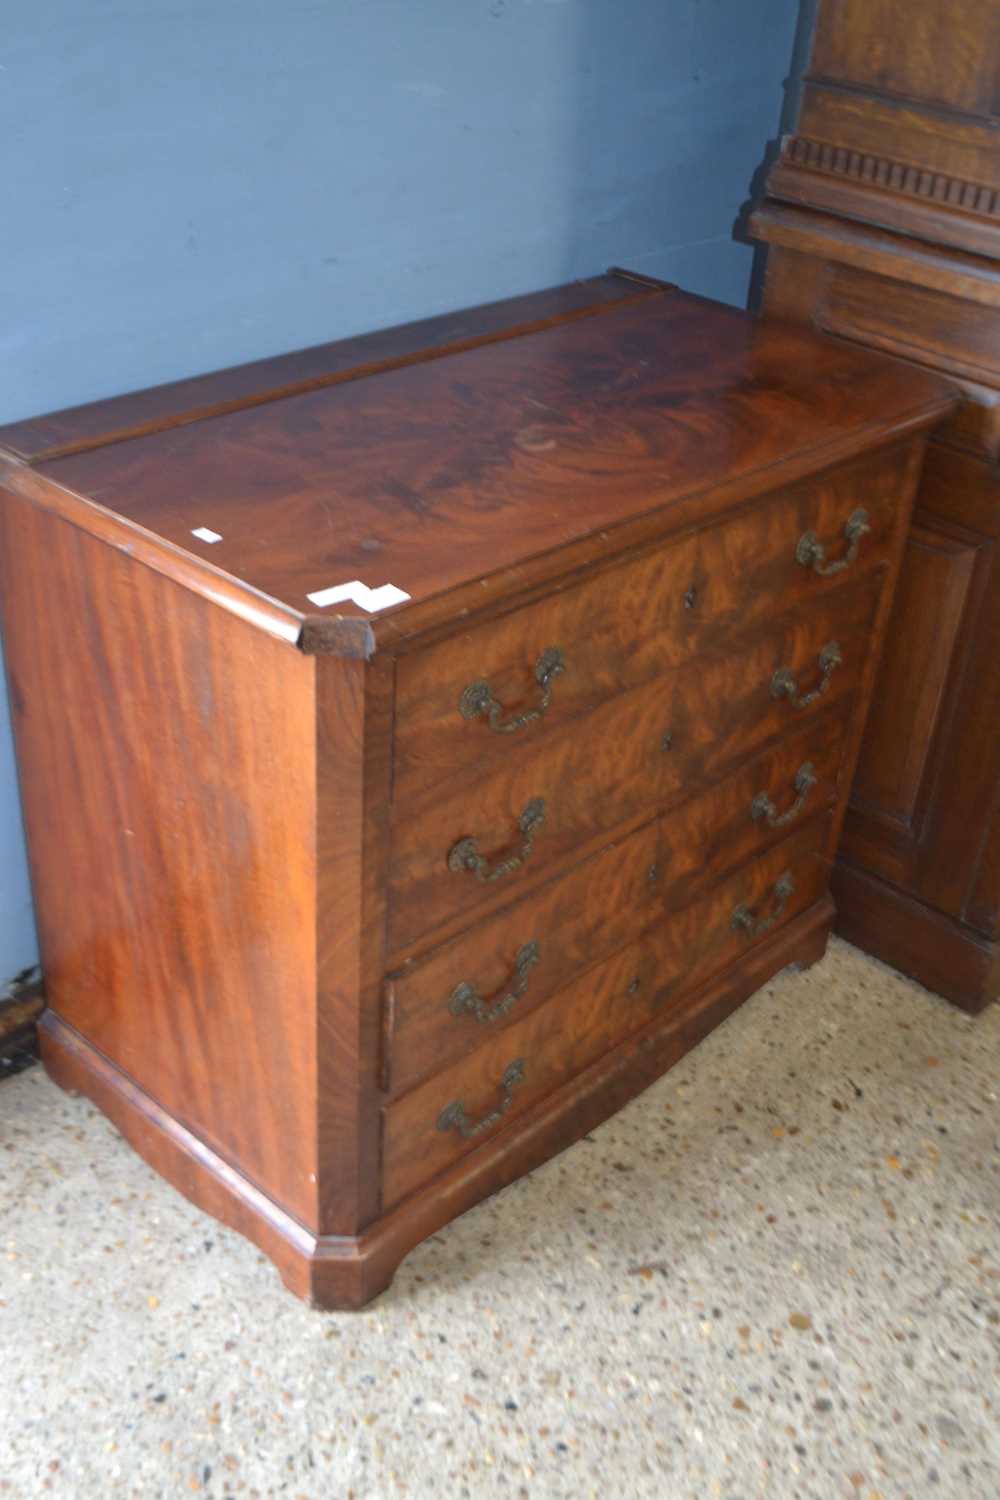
[191,527,223,544]
[307,580,411,613]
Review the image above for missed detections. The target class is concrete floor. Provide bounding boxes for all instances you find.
[1,936,998,1500]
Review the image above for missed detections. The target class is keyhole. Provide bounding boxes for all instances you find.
[683,585,698,610]
[661,730,674,752]
[627,976,641,995]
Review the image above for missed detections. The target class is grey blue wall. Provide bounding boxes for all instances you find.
[0,0,801,980]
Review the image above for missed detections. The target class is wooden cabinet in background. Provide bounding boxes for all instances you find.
[750,0,1000,1013]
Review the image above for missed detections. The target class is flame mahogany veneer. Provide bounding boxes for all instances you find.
[0,274,951,1306]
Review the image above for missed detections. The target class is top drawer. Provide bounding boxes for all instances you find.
[393,443,907,801]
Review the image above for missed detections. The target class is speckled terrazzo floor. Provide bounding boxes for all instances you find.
[1,937,998,1500]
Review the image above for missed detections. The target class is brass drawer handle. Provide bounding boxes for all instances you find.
[448,798,546,883]
[459,647,565,733]
[731,872,795,940]
[770,641,842,709]
[449,941,541,1024]
[751,761,817,829]
[796,508,870,576]
[437,1059,526,1139]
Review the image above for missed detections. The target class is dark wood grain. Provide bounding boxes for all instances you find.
[970,786,1000,939]
[384,938,658,1208]
[765,143,1000,263]
[0,487,322,1223]
[644,819,833,1012]
[21,292,948,642]
[388,580,880,955]
[0,456,307,649]
[384,822,659,1097]
[797,82,999,227]
[656,710,848,901]
[394,443,905,801]
[751,210,1000,360]
[846,523,975,836]
[808,0,1000,116]
[0,275,949,1306]
[819,265,1000,387]
[899,445,1000,939]
[38,896,834,1309]
[0,274,653,463]
[383,824,830,1209]
[385,710,849,1097]
[314,650,396,1235]
[750,0,1000,1012]
[332,896,834,1310]
[833,861,1000,1014]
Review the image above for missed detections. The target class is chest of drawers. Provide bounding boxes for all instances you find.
[0,272,952,1308]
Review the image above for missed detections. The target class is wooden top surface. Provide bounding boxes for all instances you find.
[0,272,953,653]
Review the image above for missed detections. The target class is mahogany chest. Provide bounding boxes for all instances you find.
[0,273,952,1307]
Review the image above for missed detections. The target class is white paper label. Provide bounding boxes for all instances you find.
[306,580,411,613]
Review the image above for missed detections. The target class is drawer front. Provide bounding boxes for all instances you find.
[393,444,904,801]
[385,821,659,1095]
[384,710,848,1095]
[388,578,878,954]
[648,819,831,1009]
[656,706,848,904]
[382,823,829,1208]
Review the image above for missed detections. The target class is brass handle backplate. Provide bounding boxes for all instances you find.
[459,647,565,733]
[731,872,795,940]
[449,941,541,1024]
[751,762,817,829]
[796,508,870,576]
[770,642,842,709]
[448,799,546,884]
[437,1059,526,1139]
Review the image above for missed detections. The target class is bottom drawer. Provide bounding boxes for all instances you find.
[381,822,830,1208]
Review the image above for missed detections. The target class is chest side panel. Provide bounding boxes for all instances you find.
[0,487,321,1226]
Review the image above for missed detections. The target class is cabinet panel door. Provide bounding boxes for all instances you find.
[841,440,1000,930]
[847,523,974,829]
